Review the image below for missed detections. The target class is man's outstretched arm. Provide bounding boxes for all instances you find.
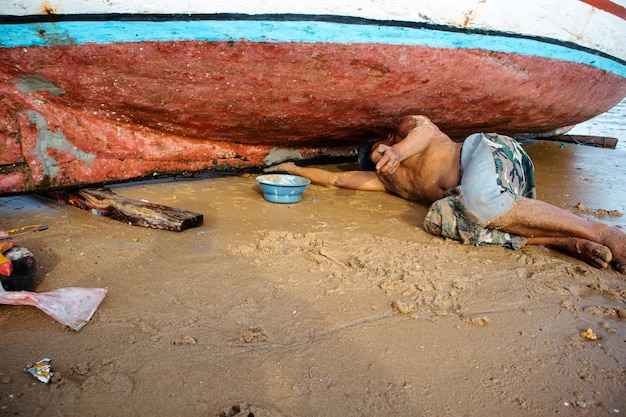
[264,162,386,191]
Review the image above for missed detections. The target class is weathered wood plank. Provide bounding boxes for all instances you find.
[47,188,203,231]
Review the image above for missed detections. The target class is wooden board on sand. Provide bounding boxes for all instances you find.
[47,188,203,232]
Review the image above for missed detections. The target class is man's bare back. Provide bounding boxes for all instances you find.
[369,115,462,203]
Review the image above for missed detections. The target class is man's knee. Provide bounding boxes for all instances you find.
[423,198,460,240]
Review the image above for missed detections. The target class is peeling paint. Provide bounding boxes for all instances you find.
[262,148,304,166]
[484,55,529,77]
[37,29,77,46]
[24,110,95,178]
[14,75,66,96]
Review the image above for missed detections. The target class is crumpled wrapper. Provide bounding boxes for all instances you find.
[23,358,53,383]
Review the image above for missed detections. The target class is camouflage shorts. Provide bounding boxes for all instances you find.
[423,133,536,250]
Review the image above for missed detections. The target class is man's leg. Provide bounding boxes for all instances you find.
[489,197,626,273]
[424,196,616,269]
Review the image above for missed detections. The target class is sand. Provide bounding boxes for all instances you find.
[0,140,624,416]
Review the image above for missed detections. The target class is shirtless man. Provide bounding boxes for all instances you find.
[266,115,626,273]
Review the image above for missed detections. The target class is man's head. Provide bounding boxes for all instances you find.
[357,139,380,171]
[357,135,395,171]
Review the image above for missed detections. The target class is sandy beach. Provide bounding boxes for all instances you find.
[0,139,624,416]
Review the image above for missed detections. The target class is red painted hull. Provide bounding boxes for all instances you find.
[1,40,626,194]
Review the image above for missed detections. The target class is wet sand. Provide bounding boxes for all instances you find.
[0,140,624,416]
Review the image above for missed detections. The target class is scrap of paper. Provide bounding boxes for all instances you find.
[23,358,53,383]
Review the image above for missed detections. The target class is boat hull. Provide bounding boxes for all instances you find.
[1,9,625,194]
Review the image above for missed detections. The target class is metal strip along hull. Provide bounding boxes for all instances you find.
[1,8,625,194]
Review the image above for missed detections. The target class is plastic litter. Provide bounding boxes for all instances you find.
[0,284,107,331]
[23,358,53,383]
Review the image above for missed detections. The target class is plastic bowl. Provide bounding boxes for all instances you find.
[256,174,311,204]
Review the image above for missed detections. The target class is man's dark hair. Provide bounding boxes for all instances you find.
[357,139,380,171]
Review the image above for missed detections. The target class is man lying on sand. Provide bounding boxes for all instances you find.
[266,115,626,273]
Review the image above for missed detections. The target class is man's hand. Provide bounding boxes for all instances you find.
[264,162,297,173]
[375,144,401,175]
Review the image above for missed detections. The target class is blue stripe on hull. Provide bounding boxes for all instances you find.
[1,18,625,78]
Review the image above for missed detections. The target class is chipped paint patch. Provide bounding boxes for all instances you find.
[37,29,76,46]
[14,75,66,96]
[24,110,95,178]
[262,148,304,166]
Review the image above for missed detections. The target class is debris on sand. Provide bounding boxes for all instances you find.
[573,202,622,218]
[580,328,598,340]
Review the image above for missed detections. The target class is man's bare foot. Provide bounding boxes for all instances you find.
[600,226,626,274]
[530,237,612,269]
[556,238,612,269]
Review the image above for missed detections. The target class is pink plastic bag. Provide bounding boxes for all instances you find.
[0,285,107,331]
